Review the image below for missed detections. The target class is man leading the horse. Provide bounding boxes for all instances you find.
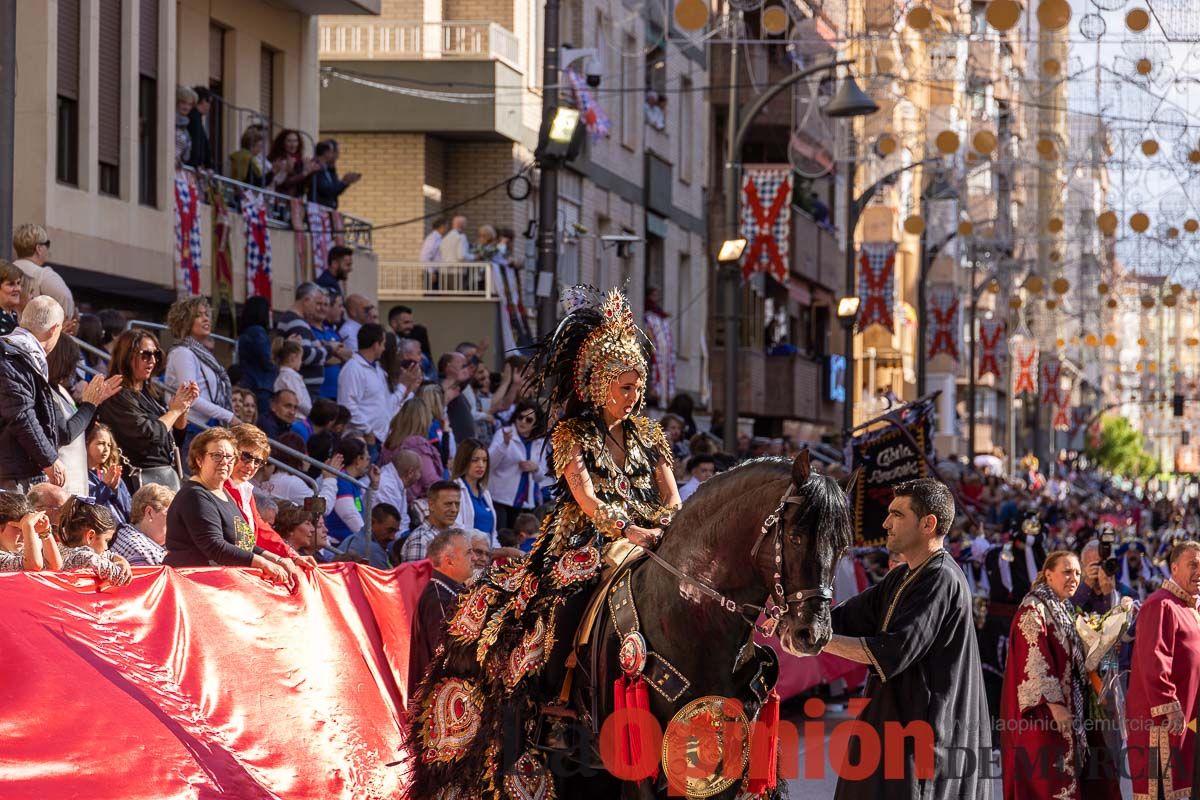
[408,288,681,799]
[822,478,991,800]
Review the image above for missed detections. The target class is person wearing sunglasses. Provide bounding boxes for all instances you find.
[99,330,200,492]
[163,427,292,590]
[486,399,548,531]
[224,424,314,578]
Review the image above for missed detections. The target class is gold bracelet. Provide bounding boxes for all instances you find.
[593,503,631,540]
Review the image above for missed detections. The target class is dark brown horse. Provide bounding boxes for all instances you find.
[559,450,855,798]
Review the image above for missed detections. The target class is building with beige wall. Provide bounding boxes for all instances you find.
[11,0,378,314]
[319,0,710,397]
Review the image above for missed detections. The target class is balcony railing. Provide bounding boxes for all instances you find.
[183,167,373,251]
[319,20,521,70]
[378,261,497,300]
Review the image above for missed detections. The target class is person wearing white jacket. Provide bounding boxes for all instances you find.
[486,399,547,531]
[450,438,498,546]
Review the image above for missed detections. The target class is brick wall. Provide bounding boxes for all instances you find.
[443,0,513,28]
[425,136,448,219]
[328,132,428,260]
[444,140,531,245]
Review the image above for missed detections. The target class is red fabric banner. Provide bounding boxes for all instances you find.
[977,319,1006,379]
[740,168,792,283]
[926,283,960,361]
[1040,357,1064,407]
[857,243,896,333]
[0,563,430,799]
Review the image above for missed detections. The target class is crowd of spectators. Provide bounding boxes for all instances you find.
[174,84,361,209]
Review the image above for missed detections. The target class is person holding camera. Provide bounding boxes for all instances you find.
[1073,533,1132,614]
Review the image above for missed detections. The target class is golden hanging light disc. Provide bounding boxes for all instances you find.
[1131,212,1151,233]
[1055,337,1065,348]
[1164,294,1178,307]
[1142,139,1159,156]
[1043,58,1061,76]
[1172,283,1184,294]
[986,0,1022,31]
[1191,150,1200,164]
[987,279,1001,294]
[1104,333,1118,346]
[935,130,961,154]
[973,130,997,154]
[1047,217,1064,233]
[1137,336,1148,347]
[1036,138,1058,160]
[1097,281,1109,294]
[1126,7,1151,32]
[1037,0,1071,31]
[761,5,789,34]
[1149,362,1159,374]
[1186,219,1199,233]
[1008,296,1023,310]
[1169,227,1180,239]
[1046,299,1058,310]
[959,221,975,237]
[1026,275,1045,294]
[1098,210,1119,235]
[877,133,898,156]
[1137,58,1153,76]
[1085,333,1100,347]
[1142,295,1156,309]
[903,215,925,235]
[673,0,709,31]
[1107,298,1119,309]
[1188,337,1200,347]
[1053,277,1070,294]
[907,5,933,30]
[1136,362,1144,373]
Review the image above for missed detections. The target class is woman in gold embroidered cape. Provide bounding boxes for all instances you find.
[408,288,681,800]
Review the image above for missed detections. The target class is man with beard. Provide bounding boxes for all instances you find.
[821,478,990,800]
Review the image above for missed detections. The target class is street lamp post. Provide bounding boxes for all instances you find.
[720,58,875,453]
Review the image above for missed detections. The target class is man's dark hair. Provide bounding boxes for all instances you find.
[388,305,413,324]
[0,491,31,525]
[306,431,335,465]
[372,503,401,524]
[314,140,335,158]
[427,528,467,565]
[272,388,298,404]
[358,323,386,352]
[455,342,477,354]
[193,86,212,103]
[309,397,340,428]
[428,480,460,499]
[687,454,716,473]
[497,528,520,547]
[431,217,448,231]
[335,436,368,464]
[892,479,955,537]
[437,352,461,377]
[1169,540,1200,566]
[328,245,353,265]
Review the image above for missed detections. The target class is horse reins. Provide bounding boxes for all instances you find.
[642,481,835,636]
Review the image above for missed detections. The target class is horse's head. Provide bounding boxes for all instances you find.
[760,450,854,656]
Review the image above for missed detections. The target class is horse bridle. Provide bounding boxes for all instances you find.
[641,481,835,637]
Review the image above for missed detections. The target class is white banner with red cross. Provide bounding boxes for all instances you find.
[1040,357,1065,407]
[740,168,792,283]
[978,318,1006,379]
[1011,333,1038,396]
[926,283,961,362]
[1053,402,1071,431]
[857,242,896,333]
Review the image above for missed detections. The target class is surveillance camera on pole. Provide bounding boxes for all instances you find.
[561,46,602,87]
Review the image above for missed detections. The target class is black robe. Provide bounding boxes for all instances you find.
[831,550,992,800]
[408,570,464,694]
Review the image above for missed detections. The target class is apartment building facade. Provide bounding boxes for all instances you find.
[319,0,710,400]
[12,0,379,315]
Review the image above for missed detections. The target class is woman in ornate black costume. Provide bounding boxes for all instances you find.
[409,288,681,799]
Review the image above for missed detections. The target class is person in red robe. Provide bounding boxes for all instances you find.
[1001,550,1091,799]
[1126,540,1200,800]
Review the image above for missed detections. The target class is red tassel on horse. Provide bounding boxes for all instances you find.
[748,690,781,794]
[625,674,658,781]
[612,675,632,769]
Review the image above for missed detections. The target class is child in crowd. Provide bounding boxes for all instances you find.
[86,423,132,526]
[273,339,311,416]
[0,492,59,572]
[513,512,541,553]
[56,496,133,586]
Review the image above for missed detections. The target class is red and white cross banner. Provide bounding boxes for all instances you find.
[1040,357,1064,407]
[1053,403,1071,431]
[926,283,960,362]
[857,242,896,333]
[1011,334,1038,396]
[978,319,1006,379]
[740,168,792,283]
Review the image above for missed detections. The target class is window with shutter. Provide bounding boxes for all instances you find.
[138,0,158,205]
[98,0,122,196]
[260,47,275,132]
[57,0,81,185]
[139,0,157,78]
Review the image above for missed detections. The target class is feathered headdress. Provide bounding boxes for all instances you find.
[527,286,652,418]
